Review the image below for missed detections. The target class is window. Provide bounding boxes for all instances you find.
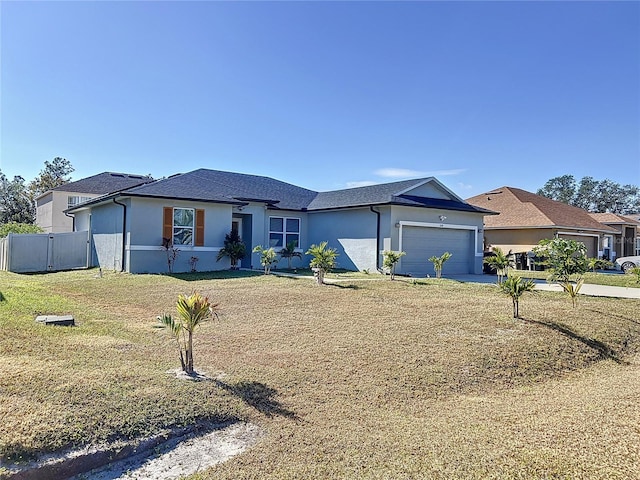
[163,207,204,247]
[172,208,194,245]
[269,216,300,248]
[68,195,92,209]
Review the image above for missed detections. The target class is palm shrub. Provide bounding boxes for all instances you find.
[428,252,452,279]
[499,274,535,318]
[483,247,511,283]
[216,229,246,269]
[382,250,406,280]
[253,245,278,274]
[587,257,614,272]
[560,277,584,308]
[158,291,219,375]
[279,241,302,270]
[306,241,339,285]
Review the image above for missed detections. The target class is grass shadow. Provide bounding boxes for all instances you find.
[215,380,299,420]
[166,270,264,282]
[326,283,360,290]
[524,318,627,364]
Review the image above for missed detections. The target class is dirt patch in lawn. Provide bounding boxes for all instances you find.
[3,422,262,480]
[73,422,262,480]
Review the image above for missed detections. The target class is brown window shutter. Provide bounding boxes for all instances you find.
[163,207,173,244]
[195,209,205,246]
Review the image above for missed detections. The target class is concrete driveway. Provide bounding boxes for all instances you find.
[446,274,640,299]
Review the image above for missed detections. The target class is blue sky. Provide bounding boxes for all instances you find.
[1,1,638,198]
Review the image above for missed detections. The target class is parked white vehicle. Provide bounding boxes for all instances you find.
[615,256,640,273]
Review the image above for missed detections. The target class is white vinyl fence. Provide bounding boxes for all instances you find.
[0,231,90,273]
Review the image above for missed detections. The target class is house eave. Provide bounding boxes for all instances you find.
[484,225,618,234]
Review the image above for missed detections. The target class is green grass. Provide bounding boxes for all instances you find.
[1,269,639,479]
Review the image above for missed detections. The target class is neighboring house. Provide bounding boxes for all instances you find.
[35,172,153,233]
[589,213,640,259]
[66,169,493,275]
[626,213,640,256]
[466,187,618,261]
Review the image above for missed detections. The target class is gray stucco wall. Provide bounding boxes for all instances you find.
[307,208,379,272]
[126,197,234,273]
[91,201,126,271]
[259,209,309,270]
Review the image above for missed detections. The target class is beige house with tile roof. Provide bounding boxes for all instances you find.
[466,187,618,259]
[588,212,640,259]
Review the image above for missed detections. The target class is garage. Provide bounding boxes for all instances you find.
[558,233,598,258]
[399,224,475,276]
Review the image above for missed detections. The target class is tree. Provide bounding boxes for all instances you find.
[306,241,339,285]
[483,247,511,283]
[536,175,576,205]
[279,240,302,270]
[28,157,74,200]
[532,238,588,283]
[216,229,246,269]
[428,252,452,279]
[382,250,405,280]
[537,174,640,214]
[158,291,219,375]
[499,274,535,318]
[253,245,278,274]
[0,172,34,224]
[0,222,43,237]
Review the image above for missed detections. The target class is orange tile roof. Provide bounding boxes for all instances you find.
[466,187,618,233]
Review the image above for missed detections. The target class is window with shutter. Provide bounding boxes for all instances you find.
[163,207,205,247]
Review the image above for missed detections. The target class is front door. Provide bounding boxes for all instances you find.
[232,218,243,240]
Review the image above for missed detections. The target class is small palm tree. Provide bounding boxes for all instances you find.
[560,277,584,308]
[306,241,339,285]
[216,229,246,269]
[483,247,511,283]
[279,240,302,270]
[253,245,278,274]
[428,252,452,279]
[158,291,219,375]
[499,275,535,318]
[382,250,406,280]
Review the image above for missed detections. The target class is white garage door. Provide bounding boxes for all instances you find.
[400,226,474,276]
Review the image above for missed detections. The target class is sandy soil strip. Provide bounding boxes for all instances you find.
[72,422,262,480]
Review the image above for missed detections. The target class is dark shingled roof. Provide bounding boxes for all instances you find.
[69,169,491,215]
[125,169,318,210]
[307,178,493,213]
[53,172,153,195]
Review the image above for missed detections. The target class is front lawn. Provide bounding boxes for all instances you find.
[0,270,638,479]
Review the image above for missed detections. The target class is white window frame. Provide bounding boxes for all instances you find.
[67,195,92,209]
[269,216,301,249]
[173,207,195,246]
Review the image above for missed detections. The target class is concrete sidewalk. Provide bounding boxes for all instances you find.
[447,274,640,299]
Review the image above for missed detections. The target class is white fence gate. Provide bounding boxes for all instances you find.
[0,231,90,273]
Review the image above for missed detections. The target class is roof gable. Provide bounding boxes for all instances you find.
[466,187,618,233]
